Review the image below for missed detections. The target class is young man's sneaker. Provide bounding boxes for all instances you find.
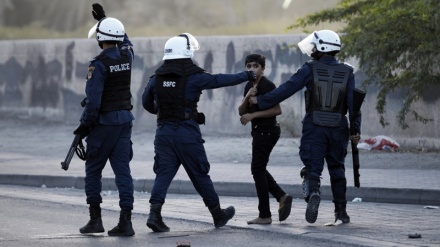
[247,217,272,225]
[278,194,293,221]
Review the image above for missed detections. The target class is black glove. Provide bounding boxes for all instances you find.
[246,71,257,82]
[92,3,106,21]
[73,124,90,139]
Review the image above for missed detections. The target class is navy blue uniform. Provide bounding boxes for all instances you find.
[257,56,361,202]
[81,34,135,210]
[142,68,250,209]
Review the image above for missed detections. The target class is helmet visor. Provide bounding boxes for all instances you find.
[297,32,317,56]
[87,22,98,39]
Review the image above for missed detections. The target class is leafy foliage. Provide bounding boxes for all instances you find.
[289,0,440,129]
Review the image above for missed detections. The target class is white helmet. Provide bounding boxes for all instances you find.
[298,29,341,57]
[87,17,125,42]
[162,33,200,60]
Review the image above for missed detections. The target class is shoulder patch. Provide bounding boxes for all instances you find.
[121,46,131,51]
[87,66,95,80]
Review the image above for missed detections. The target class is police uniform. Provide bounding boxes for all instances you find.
[256,56,361,215]
[81,34,135,211]
[142,59,250,209]
[243,76,287,219]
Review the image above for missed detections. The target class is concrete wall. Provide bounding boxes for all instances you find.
[0,35,439,149]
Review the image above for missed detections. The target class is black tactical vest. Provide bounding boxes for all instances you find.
[96,50,132,112]
[305,60,352,127]
[155,59,204,122]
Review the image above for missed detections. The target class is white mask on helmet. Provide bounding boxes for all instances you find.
[298,30,341,57]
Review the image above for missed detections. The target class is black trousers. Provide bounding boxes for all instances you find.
[251,129,286,218]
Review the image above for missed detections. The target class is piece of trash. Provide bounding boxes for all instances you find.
[352,197,362,203]
[324,220,343,227]
[359,135,400,151]
[423,206,439,209]
[102,191,112,196]
[176,241,191,247]
[408,233,421,239]
[357,142,371,150]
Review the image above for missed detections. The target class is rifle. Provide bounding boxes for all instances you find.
[350,88,366,188]
[61,134,86,171]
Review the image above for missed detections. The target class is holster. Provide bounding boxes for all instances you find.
[197,112,205,125]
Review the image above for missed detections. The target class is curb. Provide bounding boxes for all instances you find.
[0,174,438,205]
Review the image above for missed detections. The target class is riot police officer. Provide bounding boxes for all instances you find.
[74,4,135,236]
[250,30,362,224]
[142,33,256,232]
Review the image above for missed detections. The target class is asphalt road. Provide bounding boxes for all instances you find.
[1,185,439,247]
[0,187,348,247]
[1,115,439,247]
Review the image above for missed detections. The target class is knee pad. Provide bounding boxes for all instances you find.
[300,166,309,178]
[300,166,309,199]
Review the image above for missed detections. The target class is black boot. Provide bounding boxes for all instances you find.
[80,205,105,234]
[146,204,170,232]
[305,178,321,224]
[209,205,235,228]
[108,209,135,236]
[334,201,350,223]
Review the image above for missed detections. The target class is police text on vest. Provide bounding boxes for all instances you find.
[109,63,130,73]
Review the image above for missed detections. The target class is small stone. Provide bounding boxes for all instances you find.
[408,233,421,239]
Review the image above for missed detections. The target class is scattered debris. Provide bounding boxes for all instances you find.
[176,240,191,247]
[408,233,421,239]
[102,190,115,196]
[324,219,343,227]
[352,197,362,203]
[358,135,400,151]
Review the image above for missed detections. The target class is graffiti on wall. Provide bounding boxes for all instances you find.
[0,36,438,138]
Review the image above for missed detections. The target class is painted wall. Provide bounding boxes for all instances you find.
[0,35,438,149]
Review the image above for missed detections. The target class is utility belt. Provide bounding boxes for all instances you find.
[158,111,205,125]
[251,122,280,133]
